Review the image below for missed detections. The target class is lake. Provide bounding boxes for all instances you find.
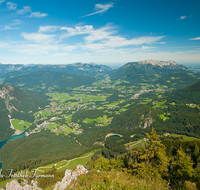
[0,130,26,169]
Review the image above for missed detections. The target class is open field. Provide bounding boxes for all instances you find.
[125,139,147,150]
[169,134,200,141]
[83,115,113,126]
[36,150,96,173]
[11,119,32,131]
[152,100,167,109]
[159,114,169,121]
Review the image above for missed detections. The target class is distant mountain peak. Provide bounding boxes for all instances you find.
[138,60,177,66]
[111,59,190,83]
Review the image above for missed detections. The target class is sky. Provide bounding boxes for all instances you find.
[0,0,200,67]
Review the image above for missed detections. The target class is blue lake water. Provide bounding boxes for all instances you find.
[0,130,26,169]
[110,134,121,137]
[0,140,7,149]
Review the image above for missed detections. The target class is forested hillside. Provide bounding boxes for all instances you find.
[0,84,49,141]
[169,80,200,104]
[0,130,99,170]
[4,70,96,92]
[1,63,112,80]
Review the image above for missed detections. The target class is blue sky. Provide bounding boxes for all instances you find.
[0,0,200,66]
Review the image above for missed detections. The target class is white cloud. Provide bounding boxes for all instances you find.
[1,19,22,30]
[29,11,48,18]
[5,42,77,56]
[2,25,20,30]
[106,36,164,47]
[180,16,186,20]
[60,25,94,38]
[142,46,154,50]
[38,24,164,52]
[17,6,31,14]
[11,19,22,25]
[60,24,163,49]
[84,25,116,43]
[0,41,10,48]
[0,0,5,4]
[81,36,164,52]
[2,25,12,30]
[38,25,58,33]
[13,44,60,55]
[7,2,17,10]
[81,2,114,17]
[21,33,55,44]
[177,15,192,21]
[5,2,47,18]
[187,50,200,53]
[81,43,106,51]
[189,37,200,40]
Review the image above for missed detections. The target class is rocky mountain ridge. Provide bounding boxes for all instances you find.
[110,60,190,83]
[138,59,178,66]
[0,63,24,77]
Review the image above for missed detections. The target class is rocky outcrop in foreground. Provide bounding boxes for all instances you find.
[3,165,88,190]
[53,165,88,190]
[5,179,42,190]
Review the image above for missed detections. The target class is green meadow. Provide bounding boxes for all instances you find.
[11,119,32,131]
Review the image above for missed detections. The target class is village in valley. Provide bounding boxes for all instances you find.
[9,74,198,137]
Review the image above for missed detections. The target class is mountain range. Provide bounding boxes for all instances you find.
[0,62,112,79]
[1,60,199,92]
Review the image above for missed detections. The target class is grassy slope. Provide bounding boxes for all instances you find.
[37,150,96,172]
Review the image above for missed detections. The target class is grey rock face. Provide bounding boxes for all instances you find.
[5,179,42,190]
[53,165,88,190]
[138,60,177,66]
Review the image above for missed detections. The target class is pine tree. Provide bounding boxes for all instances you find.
[171,148,194,182]
[193,143,199,165]
[194,143,199,158]
[133,127,169,180]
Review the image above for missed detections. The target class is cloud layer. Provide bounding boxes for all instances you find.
[0,23,165,60]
